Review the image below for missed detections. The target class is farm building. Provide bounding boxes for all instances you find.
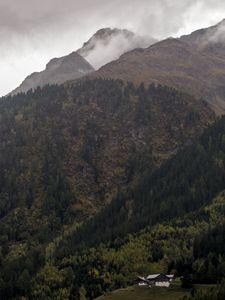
[137,274,174,287]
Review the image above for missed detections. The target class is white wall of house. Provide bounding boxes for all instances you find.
[138,282,148,286]
[155,281,170,287]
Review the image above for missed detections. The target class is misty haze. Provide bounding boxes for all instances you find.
[1,1,225,300]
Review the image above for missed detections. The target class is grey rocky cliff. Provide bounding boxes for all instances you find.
[10,52,94,96]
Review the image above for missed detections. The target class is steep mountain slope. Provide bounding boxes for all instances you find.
[10,28,156,96]
[59,190,225,299]
[87,20,225,115]
[36,115,225,299]
[11,113,225,299]
[77,28,156,69]
[0,79,213,228]
[55,114,225,253]
[10,52,94,96]
[0,79,214,298]
[180,18,225,52]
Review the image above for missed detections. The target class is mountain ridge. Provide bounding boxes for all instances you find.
[10,52,94,96]
[77,27,157,69]
[3,19,225,300]
[9,28,156,96]
[80,20,225,115]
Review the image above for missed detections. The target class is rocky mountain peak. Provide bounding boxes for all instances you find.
[10,27,156,96]
[77,27,157,69]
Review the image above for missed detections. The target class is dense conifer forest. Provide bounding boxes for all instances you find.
[0,79,224,299]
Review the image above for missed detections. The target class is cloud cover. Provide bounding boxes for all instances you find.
[1,0,225,96]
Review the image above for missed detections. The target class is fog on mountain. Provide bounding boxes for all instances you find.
[2,8,225,300]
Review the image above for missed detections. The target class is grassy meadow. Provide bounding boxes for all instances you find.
[96,282,214,300]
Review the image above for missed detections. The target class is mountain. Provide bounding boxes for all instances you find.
[87,20,225,115]
[9,106,225,299]
[58,188,225,299]
[10,52,94,96]
[180,18,225,50]
[56,113,225,250]
[45,114,225,299]
[77,27,157,69]
[1,79,213,224]
[2,21,225,300]
[0,79,214,298]
[10,28,156,96]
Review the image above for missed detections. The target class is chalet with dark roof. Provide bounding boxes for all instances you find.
[137,274,174,287]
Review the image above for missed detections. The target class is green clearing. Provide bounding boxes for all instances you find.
[96,283,214,300]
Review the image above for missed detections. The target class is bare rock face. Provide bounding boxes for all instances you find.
[10,52,94,96]
[77,28,157,69]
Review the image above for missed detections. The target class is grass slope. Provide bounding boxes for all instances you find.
[96,283,213,300]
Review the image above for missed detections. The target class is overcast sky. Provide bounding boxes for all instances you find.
[1,0,225,96]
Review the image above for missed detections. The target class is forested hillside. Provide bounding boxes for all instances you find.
[55,115,225,253]
[0,79,213,299]
[25,177,225,299]
[0,79,212,229]
[3,2,225,300]
[34,114,225,299]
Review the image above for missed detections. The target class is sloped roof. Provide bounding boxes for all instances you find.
[146,274,174,280]
[138,274,175,282]
[137,276,147,281]
[146,274,160,280]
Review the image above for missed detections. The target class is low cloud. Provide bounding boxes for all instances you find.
[1,0,225,95]
[208,20,225,44]
[79,29,156,69]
